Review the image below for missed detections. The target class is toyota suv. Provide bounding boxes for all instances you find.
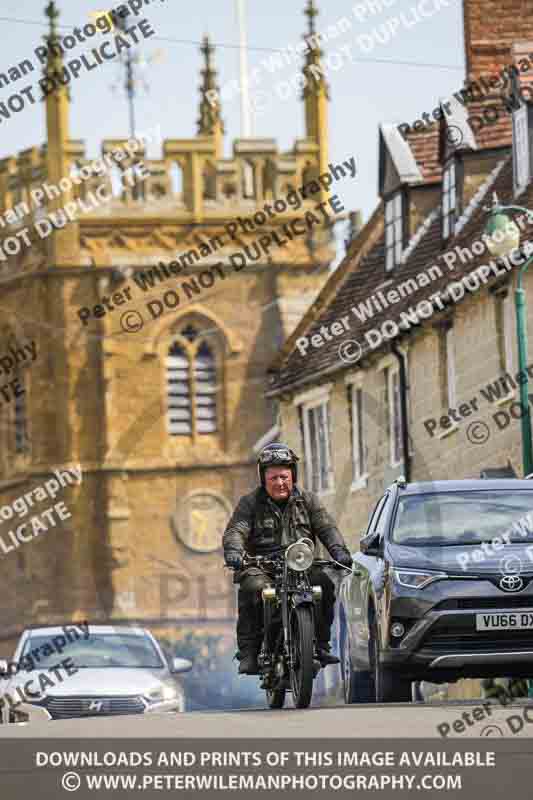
[339,479,533,703]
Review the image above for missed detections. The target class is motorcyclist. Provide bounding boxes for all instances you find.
[223,442,353,675]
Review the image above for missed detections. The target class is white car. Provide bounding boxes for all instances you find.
[0,624,192,724]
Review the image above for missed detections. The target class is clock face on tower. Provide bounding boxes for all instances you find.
[172,491,232,554]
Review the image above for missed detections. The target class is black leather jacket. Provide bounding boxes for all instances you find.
[223,485,350,580]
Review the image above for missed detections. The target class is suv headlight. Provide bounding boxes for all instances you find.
[145,684,178,703]
[393,569,448,589]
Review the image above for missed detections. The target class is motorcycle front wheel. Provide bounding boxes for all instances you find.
[290,605,314,709]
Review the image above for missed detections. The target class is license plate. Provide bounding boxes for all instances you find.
[476,612,533,630]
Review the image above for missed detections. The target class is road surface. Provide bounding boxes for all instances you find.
[1,699,532,738]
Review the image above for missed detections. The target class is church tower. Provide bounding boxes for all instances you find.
[0,1,339,650]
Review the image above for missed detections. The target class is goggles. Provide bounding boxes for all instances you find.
[258,448,298,465]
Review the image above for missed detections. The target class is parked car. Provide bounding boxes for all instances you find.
[339,478,533,703]
[0,624,192,723]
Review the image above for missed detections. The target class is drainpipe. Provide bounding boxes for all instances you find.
[391,342,411,482]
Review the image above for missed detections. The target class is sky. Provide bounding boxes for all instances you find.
[0,0,465,228]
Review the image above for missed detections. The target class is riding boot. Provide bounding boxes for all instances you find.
[238,647,260,675]
[316,641,340,666]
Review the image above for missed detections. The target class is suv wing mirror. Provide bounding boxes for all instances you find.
[359,531,382,557]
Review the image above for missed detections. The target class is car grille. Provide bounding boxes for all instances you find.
[422,631,533,652]
[44,695,146,719]
[422,616,533,653]
[437,597,533,610]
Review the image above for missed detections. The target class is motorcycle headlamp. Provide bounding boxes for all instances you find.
[286,539,314,572]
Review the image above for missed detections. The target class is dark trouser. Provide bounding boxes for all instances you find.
[236,566,336,654]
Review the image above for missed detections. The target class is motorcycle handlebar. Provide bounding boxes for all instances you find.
[227,555,348,570]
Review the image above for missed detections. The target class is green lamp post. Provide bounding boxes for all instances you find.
[484,197,533,701]
[484,195,533,477]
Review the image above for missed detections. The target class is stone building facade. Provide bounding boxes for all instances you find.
[267,0,533,698]
[0,1,341,652]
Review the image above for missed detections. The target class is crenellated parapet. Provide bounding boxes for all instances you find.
[0,135,323,225]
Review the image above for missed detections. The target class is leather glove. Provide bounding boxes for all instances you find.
[330,546,353,569]
[225,552,244,570]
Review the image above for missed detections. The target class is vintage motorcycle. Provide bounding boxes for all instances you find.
[240,538,343,710]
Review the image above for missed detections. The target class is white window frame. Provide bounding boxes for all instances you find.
[385,191,403,271]
[513,103,530,196]
[387,366,403,468]
[445,326,456,409]
[442,159,457,240]
[345,374,367,490]
[294,385,334,495]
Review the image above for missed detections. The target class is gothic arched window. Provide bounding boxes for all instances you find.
[166,323,218,437]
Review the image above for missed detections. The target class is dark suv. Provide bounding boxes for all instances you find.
[338,479,533,703]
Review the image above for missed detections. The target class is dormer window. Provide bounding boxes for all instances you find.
[385,191,403,271]
[442,159,457,240]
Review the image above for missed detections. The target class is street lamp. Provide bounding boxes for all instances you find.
[485,196,533,701]
[484,193,533,476]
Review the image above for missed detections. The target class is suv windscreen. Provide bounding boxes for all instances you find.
[391,491,533,546]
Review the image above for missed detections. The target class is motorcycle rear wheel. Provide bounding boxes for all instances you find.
[290,606,314,709]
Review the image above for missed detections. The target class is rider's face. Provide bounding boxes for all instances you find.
[264,467,293,500]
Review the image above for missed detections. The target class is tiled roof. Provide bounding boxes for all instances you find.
[268,153,525,396]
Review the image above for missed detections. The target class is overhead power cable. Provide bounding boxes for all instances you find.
[0,15,463,71]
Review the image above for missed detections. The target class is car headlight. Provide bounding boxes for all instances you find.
[393,569,448,589]
[145,684,178,703]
